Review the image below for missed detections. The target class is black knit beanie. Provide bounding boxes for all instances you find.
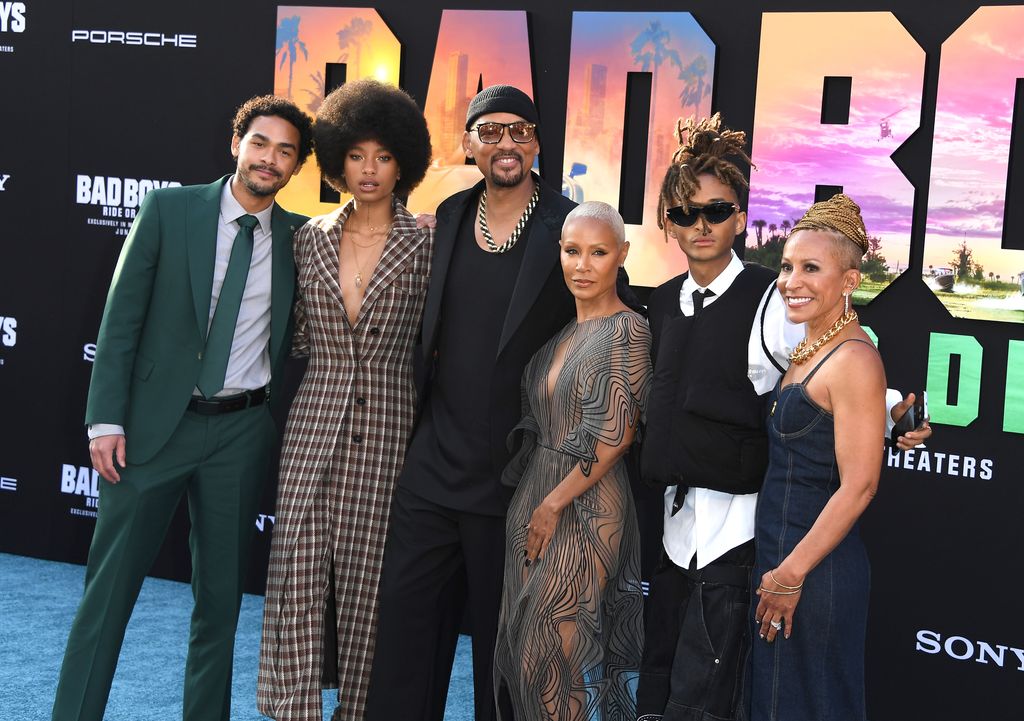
[465,85,538,129]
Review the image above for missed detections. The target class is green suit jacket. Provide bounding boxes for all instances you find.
[85,175,307,465]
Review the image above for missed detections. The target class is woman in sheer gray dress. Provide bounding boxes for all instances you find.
[494,202,652,721]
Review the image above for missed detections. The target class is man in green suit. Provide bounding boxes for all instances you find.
[51,96,313,721]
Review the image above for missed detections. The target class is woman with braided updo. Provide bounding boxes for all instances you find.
[751,194,886,721]
[637,116,926,721]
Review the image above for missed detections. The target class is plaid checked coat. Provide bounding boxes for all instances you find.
[257,199,432,721]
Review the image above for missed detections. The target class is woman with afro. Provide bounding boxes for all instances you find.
[257,79,432,721]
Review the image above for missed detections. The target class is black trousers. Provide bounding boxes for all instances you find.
[366,485,513,721]
[636,541,755,721]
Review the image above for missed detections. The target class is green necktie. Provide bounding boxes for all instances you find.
[196,214,258,398]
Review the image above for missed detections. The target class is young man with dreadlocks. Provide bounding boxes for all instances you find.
[635,114,928,721]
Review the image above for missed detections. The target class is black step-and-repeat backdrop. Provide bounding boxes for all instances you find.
[2,1,1023,717]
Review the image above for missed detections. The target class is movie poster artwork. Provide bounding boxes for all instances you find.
[272,6,402,219]
[560,12,715,288]
[746,12,923,306]
[923,5,1024,323]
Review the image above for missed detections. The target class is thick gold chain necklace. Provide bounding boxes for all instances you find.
[789,309,858,365]
[478,181,539,253]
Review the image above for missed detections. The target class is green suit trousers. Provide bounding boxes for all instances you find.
[51,404,275,721]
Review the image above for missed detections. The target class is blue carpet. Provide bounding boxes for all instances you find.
[0,553,474,720]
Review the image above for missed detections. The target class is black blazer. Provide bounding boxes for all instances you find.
[416,174,578,481]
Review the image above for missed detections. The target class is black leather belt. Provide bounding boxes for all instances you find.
[187,387,268,415]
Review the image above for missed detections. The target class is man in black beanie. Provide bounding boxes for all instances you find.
[366,85,577,721]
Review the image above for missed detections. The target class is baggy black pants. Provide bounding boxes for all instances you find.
[636,541,755,721]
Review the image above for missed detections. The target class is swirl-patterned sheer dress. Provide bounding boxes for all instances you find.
[495,310,652,721]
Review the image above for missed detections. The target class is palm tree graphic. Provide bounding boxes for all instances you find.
[276,16,308,100]
[752,219,767,248]
[337,17,373,80]
[304,71,325,114]
[631,21,682,135]
[677,55,709,116]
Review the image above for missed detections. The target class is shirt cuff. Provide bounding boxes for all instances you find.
[884,389,902,436]
[88,424,125,440]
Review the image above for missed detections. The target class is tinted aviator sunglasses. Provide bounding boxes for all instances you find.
[470,121,537,144]
[665,201,739,227]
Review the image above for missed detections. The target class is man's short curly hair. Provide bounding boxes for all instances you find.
[232,95,314,165]
[314,79,431,197]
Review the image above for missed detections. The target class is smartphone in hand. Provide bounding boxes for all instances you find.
[891,392,928,445]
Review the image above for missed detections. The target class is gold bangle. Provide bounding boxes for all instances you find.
[770,569,803,591]
[758,586,802,596]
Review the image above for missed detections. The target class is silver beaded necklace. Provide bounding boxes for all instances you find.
[477,181,540,253]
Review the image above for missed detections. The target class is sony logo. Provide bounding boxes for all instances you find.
[71,30,197,47]
[0,2,25,33]
[916,629,1024,671]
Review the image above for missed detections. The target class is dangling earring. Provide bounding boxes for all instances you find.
[843,292,850,315]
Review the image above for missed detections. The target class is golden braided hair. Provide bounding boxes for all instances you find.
[791,193,869,254]
[657,113,753,230]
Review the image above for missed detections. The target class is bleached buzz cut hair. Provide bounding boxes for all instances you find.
[562,201,627,247]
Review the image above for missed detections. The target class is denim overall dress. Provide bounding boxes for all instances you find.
[751,339,871,721]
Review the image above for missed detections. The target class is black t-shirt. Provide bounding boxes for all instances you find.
[402,194,531,515]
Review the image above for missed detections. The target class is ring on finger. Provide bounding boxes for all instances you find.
[770,619,783,630]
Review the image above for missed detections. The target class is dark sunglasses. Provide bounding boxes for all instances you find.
[471,121,537,144]
[665,201,739,227]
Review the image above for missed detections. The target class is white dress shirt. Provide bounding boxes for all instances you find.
[89,177,274,439]
[663,251,897,570]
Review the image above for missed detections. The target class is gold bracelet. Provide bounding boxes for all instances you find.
[758,586,802,596]
[770,569,803,591]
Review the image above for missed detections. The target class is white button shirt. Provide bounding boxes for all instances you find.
[89,178,274,439]
[663,251,897,570]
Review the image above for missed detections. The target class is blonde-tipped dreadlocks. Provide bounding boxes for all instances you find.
[657,113,753,230]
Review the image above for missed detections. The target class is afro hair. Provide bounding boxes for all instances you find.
[314,79,431,198]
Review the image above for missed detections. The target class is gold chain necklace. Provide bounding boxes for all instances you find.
[789,309,858,365]
[343,229,386,289]
[478,181,539,253]
[348,231,390,249]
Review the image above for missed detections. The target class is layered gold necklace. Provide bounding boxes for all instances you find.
[345,207,392,289]
[789,309,858,365]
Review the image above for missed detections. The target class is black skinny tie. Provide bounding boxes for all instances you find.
[671,288,717,517]
[692,288,715,317]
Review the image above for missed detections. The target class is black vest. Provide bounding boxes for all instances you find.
[641,263,777,494]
